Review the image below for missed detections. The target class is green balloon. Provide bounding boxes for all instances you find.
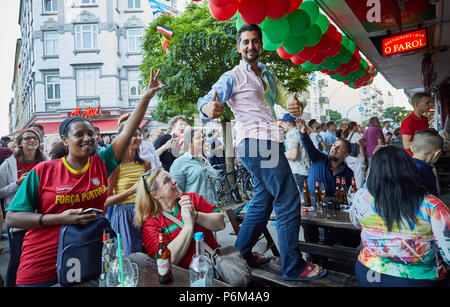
[327,60,340,71]
[320,56,334,68]
[355,66,366,78]
[283,35,306,55]
[287,9,311,37]
[263,17,290,44]
[349,84,356,88]
[346,72,358,83]
[315,13,329,35]
[334,74,345,81]
[315,61,327,71]
[230,11,239,20]
[301,61,316,70]
[333,47,352,64]
[236,16,246,32]
[360,59,368,70]
[258,18,269,31]
[300,0,319,24]
[304,24,322,47]
[262,34,282,51]
[347,40,356,55]
[340,35,349,50]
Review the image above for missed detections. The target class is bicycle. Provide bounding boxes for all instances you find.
[214,163,254,207]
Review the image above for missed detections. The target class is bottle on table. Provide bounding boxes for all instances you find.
[157,228,173,284]
[99,229,117,287]
[335,177,343,204]
[341,178,348,205]
[314,180,324,211]
[303,181,312,207]
[189,232,214,287]
[349,177,358,205]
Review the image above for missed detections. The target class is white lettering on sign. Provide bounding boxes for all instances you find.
[366,0,381,23]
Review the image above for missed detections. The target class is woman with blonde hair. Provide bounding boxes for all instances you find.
[134,168,225,269]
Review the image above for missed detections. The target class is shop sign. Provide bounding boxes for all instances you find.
[382,29,427,56]
[70,106,101,118]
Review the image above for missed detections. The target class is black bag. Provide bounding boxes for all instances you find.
[56,215,110,286]
[349,133,360,157]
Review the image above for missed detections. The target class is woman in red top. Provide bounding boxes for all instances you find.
[0,129,46,286]
[134,168,225,269]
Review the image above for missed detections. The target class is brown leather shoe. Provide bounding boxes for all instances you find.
[248,253,271,268]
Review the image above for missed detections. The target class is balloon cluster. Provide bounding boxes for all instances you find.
[205,0,377,89]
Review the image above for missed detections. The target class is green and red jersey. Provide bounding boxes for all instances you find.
[142,192,221,269]
[7,145,119,285]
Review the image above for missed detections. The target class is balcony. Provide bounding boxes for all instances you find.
[319,96,329,104]
[318,79,328,87]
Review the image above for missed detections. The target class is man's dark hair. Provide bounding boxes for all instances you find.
[29,123,44,133]
[93,126,100,132]
[236,24,262,45]
[308,119,318,128]
[326,121,335,129]
[367,146,426,232]
[369,117,379,126]
[339,138,351,154]
[320,123,327,130]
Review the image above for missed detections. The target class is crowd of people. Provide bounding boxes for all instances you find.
[0,24,449,287]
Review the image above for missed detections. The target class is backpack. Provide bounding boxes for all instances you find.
[56,215,111,286]
[348,132,360,157]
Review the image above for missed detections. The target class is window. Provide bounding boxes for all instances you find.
[46,75,60,100]
[44,32,59,56]
[75,24,98,50]
[127,0,141,9]
[128,71,144,97]
[127,28,143,53]
[43,0,57,12]
[77,69,99,97]
[74,0,97,4]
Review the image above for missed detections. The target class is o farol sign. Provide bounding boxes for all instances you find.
[382,29,427,56]
[70,106,101,118]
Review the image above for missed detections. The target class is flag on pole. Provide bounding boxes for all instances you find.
[156,23,173,38]
[160,37,170,54]
[149,0,170,18]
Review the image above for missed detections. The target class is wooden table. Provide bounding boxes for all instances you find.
[301,208,358,231]
[70,252,230,287]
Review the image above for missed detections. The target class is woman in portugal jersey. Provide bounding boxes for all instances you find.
[5,69,164,287]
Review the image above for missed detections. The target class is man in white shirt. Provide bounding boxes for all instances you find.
[280,113,310,194]
[382,121,393,136]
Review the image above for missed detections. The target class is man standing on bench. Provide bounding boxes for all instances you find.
[197,24,326,281]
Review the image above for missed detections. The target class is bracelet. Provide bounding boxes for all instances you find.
[39,214,45,228]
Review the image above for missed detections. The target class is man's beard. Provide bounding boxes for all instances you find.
[329,155,340,162]
[243,51,260,63]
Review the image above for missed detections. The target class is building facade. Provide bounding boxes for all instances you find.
[10,0,182,137]
[301,72,330,122]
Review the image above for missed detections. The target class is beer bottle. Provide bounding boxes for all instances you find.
[157,228,173,284]
[335,177,343,204]
[351,177,358,194]
[341,178,348,205]
[314,180,323,210]
[303,181,312,207]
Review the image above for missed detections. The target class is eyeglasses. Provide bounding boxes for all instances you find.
[23,136,39,142]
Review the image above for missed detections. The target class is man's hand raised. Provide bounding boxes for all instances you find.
[295,118,307,134]
[287,92,303,117]
[201,92,224,119]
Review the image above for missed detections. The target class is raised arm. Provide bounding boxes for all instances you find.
[111,68,165,162]
[296,118,327,162]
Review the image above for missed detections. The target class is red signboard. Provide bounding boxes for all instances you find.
[382,29,427,56]
[70,106,101,118]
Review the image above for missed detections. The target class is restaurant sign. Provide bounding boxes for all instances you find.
[382,29,427,56]
[70,106,101,118]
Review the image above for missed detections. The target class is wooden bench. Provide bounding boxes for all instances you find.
[298,241,360,263]
[249,256,358,287]
[225,208,280,257]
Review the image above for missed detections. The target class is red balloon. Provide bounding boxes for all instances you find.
[289,0,303,12]
[277,46,294,59]
[315,35,331,53]
[291,55,306,65]
[327,70,337,76]
[353,49,361,62]
[210,0,234,8]
[266,0,290,19]
[296,45,316,61]
[321,68,330,74]
[324,41,340,57]
[309,52,325,65]
[209,0,238,21]
[238,0,267,25]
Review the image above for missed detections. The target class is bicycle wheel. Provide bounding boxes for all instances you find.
[216,175,231,207]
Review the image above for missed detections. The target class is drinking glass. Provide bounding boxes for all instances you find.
[106,258,139,287]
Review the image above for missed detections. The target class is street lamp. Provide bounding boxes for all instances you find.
[326,84,347,119]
